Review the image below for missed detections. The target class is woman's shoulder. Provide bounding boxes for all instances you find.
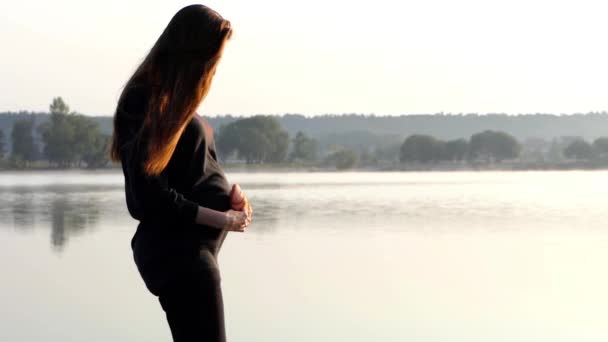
[185,113,213,143]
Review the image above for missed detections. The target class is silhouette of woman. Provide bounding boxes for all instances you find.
[109,4,253,341]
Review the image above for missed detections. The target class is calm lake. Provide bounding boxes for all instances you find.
[1,170,608,342]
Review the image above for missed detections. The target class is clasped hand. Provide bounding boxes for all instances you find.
[223,183,253,232]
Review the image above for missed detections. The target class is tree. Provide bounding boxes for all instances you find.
[289,131,318,162]
[443,139,469,161]
[217,115,290,164]
[70,114,105,166]
[38,98,108,167]
[359,148,378,166]
[374,142,401,162]
[82,134,110,168]
[469,130,520,162]
[11,117,37,167]
[238,127,272,163]
[400,134,443,163]
[38,110,78,166]
[592,137,608,160]
[325,148,358,170]
[564,139,593,160]
[0,129,5,160]
[269,129,289,163]
[50,97,70,115]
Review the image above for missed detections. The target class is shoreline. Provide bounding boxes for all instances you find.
[1,162,608,173]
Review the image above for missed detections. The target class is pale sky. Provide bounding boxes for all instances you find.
[1,0,608,116]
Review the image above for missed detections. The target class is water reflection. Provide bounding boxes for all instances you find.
[47,193,100,251]
[0,185,103,252]
[2,171,608,341]
[11,192,35,231]
[0,181,284,251]
[4,169,608,254]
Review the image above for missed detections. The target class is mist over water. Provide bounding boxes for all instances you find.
[1,170,608,341]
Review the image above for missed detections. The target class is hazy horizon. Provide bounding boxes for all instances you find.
[2,0,608,116]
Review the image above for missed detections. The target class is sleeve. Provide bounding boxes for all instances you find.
[122,139,200,226]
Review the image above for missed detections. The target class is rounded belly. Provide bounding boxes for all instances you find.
[191,173,232,212]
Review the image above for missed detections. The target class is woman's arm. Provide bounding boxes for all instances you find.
[129,166,198,225]
[121,139,212,228]
[119,107,250,231]
[124,144,248,231]
[197,206,249,231]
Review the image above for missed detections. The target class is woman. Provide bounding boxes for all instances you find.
[108,4,252,342]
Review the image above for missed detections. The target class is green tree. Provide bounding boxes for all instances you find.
[50,97,70,115]
[469,130,521,162]
[592,137,608,160]
[289,131,318,162]
[70,114,105,166]
[564,139,594,160]
[359,148,378,166]
[400,134,443,163]
[38,98,108,167]
[239,127,272,163]
[442,138,469,161]
[374,143,401,162]
[11,118,37,167]
[325,148,358,170]
[0,129,5,160]
[38,110,77,166]
[82,134,111,168]
[547,138,567,163]
[217,115,290,164]
[270,129,289,163]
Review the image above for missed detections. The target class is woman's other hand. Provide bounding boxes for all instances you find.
[241,197,253,221]
[230,184,253,221]
[230,184,245,209]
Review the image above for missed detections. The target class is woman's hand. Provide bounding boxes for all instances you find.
[230,183,253,221]
[223,209,250,232]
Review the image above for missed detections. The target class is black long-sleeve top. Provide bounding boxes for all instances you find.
[116,84,232,296]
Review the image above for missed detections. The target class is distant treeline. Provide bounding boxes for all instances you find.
[2,98,608,170]
[5,109,608,146]
[397,132,608,167]
[1,98,109,168]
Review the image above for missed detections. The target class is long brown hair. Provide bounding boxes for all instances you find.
[109,4,232,176]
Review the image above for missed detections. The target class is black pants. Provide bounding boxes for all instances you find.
[158,249,226,342]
